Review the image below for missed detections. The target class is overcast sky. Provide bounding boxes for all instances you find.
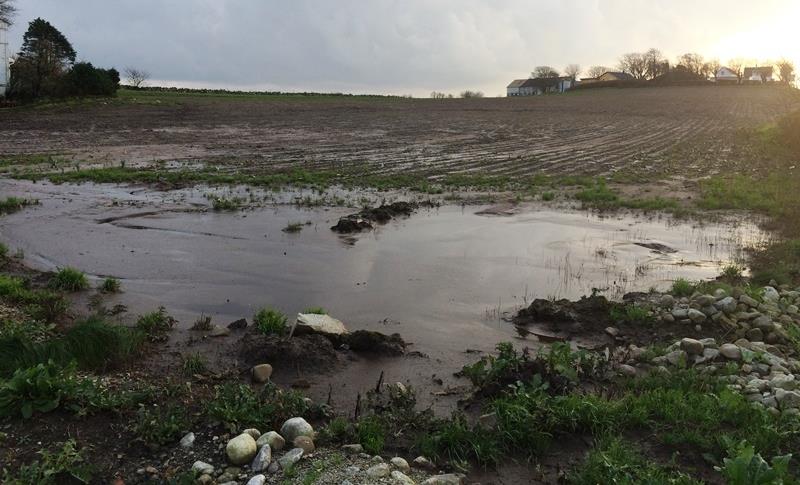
[6,0,798,96]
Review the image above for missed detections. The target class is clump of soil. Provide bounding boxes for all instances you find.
[339,330,407,356]
[331,202,417,233]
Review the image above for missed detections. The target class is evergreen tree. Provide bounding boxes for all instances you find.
[10,18,76,98]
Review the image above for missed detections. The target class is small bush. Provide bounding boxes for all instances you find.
[134,405,190,446]
[0,361,70,418]
[135,307,176,342]
[190,314,213,331]
[716,439,794,485]
[254,307,287,335]
[541,191,555,201]
[282,222,304,233]
[0,197,37,215]
[2,439,93,485]
[417,414,501,467]
[671,278,695,297]
[99,277,121,293]
[317,416,355,445]
[48,267,89,292]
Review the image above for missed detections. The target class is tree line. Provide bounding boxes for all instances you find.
[525,48,796,85]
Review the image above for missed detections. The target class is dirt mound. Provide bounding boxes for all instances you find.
[239,332,341,374]
[339,330,406,356]
[331,202,417,233]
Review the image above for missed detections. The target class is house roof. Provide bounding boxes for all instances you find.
[600,71,635,80]
[507,79,528,89]
[743,66,773,78]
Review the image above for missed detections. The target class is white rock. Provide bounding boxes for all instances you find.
[256,431,286,451]
[772,374,797,391]
[392,470,416,485]
[246,475,266,485]
[367,463,391,478]
[715,297,737,314]
[763,287,780,302]
[243,428,261,440]
[179,432,195,448]
[226,433,258,465]
[390,457,411,473]
[191,461,215,475]
[421,474,465,485]
[278,448,305,469]
[252,364,273,383]
[250,443,272,472]
[280,417,314,442]
[295,313,348,336]
[412,456,435,470]
[719,343,742,360]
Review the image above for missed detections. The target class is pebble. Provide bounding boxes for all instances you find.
[179,432,195,448]
[763,286,780,302]
[421,474,465,485]
[719,343,742,360]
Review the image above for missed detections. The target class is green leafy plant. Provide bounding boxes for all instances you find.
[302,306,327,315]
[134,405,190,446]
[181,353,207,376]
[0,361,69,418]
[254,307,287,335]
[206,382,309,431]
[48,267,89,292]
[609,304,654,326]
[356,415,386,455]
[2,440,92,484]
[0,197,38,215]
[716,440,794,485]
[135,307,176,342]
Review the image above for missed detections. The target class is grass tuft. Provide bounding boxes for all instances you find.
[48,267,89,292]
[254,307,287,335]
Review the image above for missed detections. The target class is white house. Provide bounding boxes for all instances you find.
[714,67,739,84]
[507,77,573,97]
[0,19,8,98]
[743,66,774,84]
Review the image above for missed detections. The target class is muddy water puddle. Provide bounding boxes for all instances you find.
[1,180,767,354]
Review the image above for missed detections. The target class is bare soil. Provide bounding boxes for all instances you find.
[1,86,798,179]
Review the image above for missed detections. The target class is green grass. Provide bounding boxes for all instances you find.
[99,277,121,293]
[254,307,287,335]
[0,197,38,215]
[0,317,143,377]
[0,243,7,259]
[211,196,244,211]
[48,267,89,292]
[205,382,309,431]
[356,415,387,455]
[302,306,327,315]
[282,222,304,233]
[670,278,695,297]
[0,275,68,322]
[575,179,680,211]
[135,307,176,342]
[541,191,555,201]
[133,404,191,446]
[569,436,701,484]
[609,304,654,326]
[181,353,207,376]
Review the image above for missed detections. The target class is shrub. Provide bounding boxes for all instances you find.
[181,353,207,376]
[254,307,287,335]
[99,277,121,293]
[135,307,176,342]
[58,62,119,97]
[671,278,695,297]
[2,440,92,485]
[190,314,213,331]
[0,361,70,418]
[48,267,89,292]
[282,222,304,233]
[541,191,555,201]
[356,415,386,455]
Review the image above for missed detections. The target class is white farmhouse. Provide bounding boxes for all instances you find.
[714,67,739,84]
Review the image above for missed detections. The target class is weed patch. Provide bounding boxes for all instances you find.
[1,439,92,484]
[134,404,191,446]
[135,307,176,342]
[48,267,89,292]
[206,382,309,432]
[254,307,287,335]
[0,197,38,215]
[99,277,121,293]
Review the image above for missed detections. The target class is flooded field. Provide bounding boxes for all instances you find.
[0,179,766,358]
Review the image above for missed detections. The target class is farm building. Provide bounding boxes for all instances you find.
[581,71,635,84]
[714,67,739,84]
[743,66,774,84]
[506,77,573,96]
[0,19,8,97]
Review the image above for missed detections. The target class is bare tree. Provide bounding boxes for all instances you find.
[677,53,705,75]
[430,91,448,99]
[618,53,647,79]
[727,58,746,82]
[776,59,796,85]
[563,64,581,81]
[0,0,15,25]
[532,66,560,78]
[702,59,721,79]
[587,65,609,78]
[124,67,150,88]
[643,48,668,79]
